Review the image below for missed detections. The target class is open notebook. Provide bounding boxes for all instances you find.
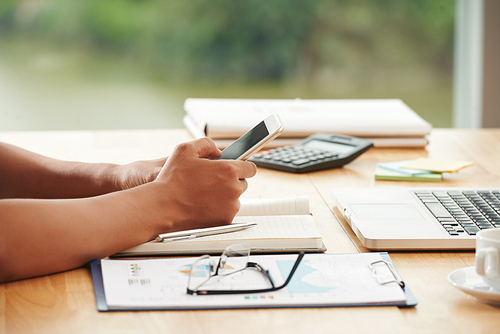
[114,196,325,256]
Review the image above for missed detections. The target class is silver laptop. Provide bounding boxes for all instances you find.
[331,187,500,250]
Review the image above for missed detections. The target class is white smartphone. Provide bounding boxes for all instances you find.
[218,113,284,160]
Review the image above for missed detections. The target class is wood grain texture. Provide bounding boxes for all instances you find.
[1,129,500,334]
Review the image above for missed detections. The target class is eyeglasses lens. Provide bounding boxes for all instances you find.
[219,243,250,275]
[187,256,212,292]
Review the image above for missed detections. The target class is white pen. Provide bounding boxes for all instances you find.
[155,222,258,242]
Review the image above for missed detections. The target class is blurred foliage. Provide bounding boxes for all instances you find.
[0,0,454,84]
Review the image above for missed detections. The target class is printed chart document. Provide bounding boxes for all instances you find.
[92,252,416,311]
[115,197,325,256]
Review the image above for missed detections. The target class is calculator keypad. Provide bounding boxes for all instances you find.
[253,147,339,166]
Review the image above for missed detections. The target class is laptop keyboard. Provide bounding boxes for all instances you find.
[415,190,500,236]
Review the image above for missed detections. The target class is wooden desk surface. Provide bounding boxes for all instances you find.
[1,129,500,334]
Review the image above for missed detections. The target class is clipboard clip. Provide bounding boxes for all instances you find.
[369,260,405,289]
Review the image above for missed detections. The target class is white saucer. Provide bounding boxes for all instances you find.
[448,266,500,306]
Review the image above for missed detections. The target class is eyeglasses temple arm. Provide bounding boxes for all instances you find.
[277,252,305,288]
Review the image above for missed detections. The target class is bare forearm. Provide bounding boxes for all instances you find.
[0,142,121,199]
[0,183,169,283]
[0,138,257,283]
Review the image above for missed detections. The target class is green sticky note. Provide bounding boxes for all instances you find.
[375,165,442,182]
[378,160,435,176]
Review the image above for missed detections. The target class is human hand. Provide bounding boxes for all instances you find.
[153,137,257,231]
[112,157,167,190]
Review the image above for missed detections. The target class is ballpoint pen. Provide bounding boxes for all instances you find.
[155,222,258,242]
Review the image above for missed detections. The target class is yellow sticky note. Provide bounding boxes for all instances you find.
[400,158,474,173]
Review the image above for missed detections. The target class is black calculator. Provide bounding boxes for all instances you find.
[248,133,373,173]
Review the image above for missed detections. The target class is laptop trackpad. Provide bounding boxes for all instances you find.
[349,204,424,220]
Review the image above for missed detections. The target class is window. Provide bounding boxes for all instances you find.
[0,0,455,131]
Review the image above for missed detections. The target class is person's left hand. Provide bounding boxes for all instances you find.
[112,158,168,190]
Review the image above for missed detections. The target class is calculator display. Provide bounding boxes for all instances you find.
[303,140,355,154]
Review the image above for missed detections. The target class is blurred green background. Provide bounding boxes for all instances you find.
[0,0,454,131]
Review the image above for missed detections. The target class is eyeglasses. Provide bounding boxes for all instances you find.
[186,243,304,295]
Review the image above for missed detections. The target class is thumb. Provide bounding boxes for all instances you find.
[191,137,222,160]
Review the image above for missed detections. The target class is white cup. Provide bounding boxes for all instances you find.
[475,229,500,290]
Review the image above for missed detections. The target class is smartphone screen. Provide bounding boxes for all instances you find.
[218,114,283,160]
[219,121,269,160]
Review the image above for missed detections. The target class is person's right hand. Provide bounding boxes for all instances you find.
[0,137,256,283]
[152,137,257,233]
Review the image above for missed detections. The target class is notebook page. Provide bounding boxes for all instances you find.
[237,196,309,216]
[192,215,320,242]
